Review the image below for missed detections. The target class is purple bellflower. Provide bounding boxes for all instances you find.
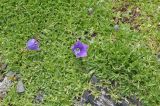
[26,39,40,50]
[71,41,88,58]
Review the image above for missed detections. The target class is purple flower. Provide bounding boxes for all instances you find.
[71,41,88,58]
[26,39,40,50]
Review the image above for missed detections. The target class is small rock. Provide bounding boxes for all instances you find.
[114,25,119,31]
[35,94,43,103]
[88,94,95,105]
[81,90,91,103]
[16,80,25,93]
[90,75,99,84]
[6,71,16,78]
[103,93,111,100]
[34,91,44,103]
[0,76,13,98]
[95,99,104,106]
[99,94,115,106]
[88,8,93,15]
[6,71,17,81]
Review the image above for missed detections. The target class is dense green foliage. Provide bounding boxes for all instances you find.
[0,0,160,105]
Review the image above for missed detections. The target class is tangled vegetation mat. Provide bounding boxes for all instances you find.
[0,0,160,106]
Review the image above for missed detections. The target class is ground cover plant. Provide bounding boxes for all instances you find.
[0,0,160,106]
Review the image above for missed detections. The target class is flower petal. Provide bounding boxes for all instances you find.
[27,39,39,50]
[71,41,88,58]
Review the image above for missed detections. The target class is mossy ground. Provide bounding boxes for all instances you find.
[0,0,160,106]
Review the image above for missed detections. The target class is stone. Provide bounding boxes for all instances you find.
[34,91,44,103]
[90,75,99,84]
[99,94,115,106]
[16,80,25,93]
[114,25,119,31]
[6,71,16,78]
[81,90,91,103]
[0,77,12,98]
[88,94,95,105]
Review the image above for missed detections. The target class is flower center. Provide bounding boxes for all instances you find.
[74,48,80,54]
